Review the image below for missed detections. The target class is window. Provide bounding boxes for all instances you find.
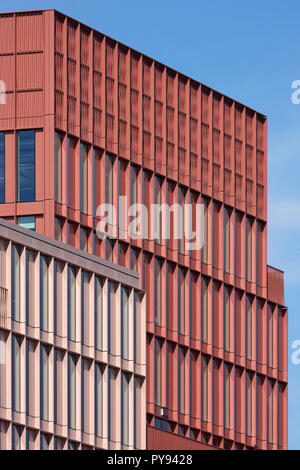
[121,286,130,360]
[224,207,231,273]
[95,363,104,437]
[40,255,50,332]
[267,378,274,443]
[202,355,209,422]
[121,372,130,446]
[201,197,209,263]
[17,130,35,202]
[130,164,139,206]
[55,217,63,241]
[178,267,185,335]
[55,132,63,203]
[18,216,36,231]
[155,176,163,244]
[68,354,77,430]
[155,338,163,406]
[40,345,50,421]
[81,358,91,434]
[130,247,139,272]
[154,418,169,432]
[67,137,76,209]
[246,296,252,360]
[54,437,64,450]
[80,227,88,251]
[26,250,35,327]
[68,266,77,341]
[93,149,101,218]
[11,244,22,322]
[224,286,230,352]
[178,347,185,414]
[12,335,22,413]
[178,186,185,254]
[80,143,88,214]
[26,339,35,417]
[224,363,230,429]
[12,424,22,450]
[68,441,78,450]
[246,216,253,282]
[0,132,5,203]
[201,277,208,343]
[54,348,64,426]
[268,304,274,368]
[246,371,253,436]
[155,258,163,326]
[95,277,104,351]
[105,153,113,206]
[40,433,51,450]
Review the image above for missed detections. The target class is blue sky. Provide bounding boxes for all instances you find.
[2,0,300,449]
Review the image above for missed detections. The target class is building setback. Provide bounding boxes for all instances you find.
[0,10,288,450]
[0,218,146,450]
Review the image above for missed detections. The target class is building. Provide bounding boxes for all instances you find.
[0,218,146,450]
[0,9,288,450]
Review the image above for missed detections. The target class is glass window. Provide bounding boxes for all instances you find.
[40,255,50,332]
[246,371,253,436]
[130,164,139,206]
[130,247,139,272]
[12,424,22,450]
[178,347,185,414]
[268,304,274,368]
[201,197,209,264]
[178,186,185,254]
[12,335,22,413]
[121,372,130,446]
[267,378,274,443]
[246,216,253,282]
[201,277,208,343]
[80,227,88,252]
[105,153,113,206]
[55,217,63,242]
[80,143,88,214]
[95,363,104,437]
[224,207,231,273]
[121,286,130,360]
[224,286,230,352]
[224,363,230,429]
[155,338,163,406]
[202,355,209,422]
[11,244,22,322]
[68,354,77,430]
[155,176,163,244]
[55,132,63,204]
[17,130,35,202]
[40,345,50,421]
[95,277,104,351]
[40,433,51,450]
[68,266,77,341]
[178,267,185,335]
[155,258,163,326]
[246,295,252,360]
[0,132,5,203]
[18,215,36,231]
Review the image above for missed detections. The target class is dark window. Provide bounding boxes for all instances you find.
[17,130,36,202]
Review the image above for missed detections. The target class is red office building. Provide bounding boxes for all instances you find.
[0,9,288,450]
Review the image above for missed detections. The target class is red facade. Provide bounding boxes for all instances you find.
[0,9,288,450]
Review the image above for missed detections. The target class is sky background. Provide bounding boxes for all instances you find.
[2,0,300,449]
